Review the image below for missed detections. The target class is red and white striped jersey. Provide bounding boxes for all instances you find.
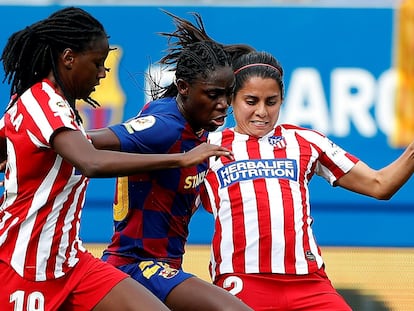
[0,79,89,281]
[200,124,359,281]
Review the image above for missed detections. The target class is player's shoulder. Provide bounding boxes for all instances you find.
[120,97,181,131]
[279,123,325,138]
[142,97,180,117]
[142,98,184,125]
[20,79,75,123]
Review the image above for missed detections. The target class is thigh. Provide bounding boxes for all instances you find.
[63,254,169,311]
[92,277,169,311]
[288,269,352,311]
[119,260,193,302]
[61,252,129,310]
[215,271,352,311]
[166,275,253,311]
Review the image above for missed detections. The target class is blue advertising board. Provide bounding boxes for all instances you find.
[0,4,412,246]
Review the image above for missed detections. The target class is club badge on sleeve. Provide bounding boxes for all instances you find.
[124,115,156,133]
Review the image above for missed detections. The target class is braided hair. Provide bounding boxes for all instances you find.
[150,11,233,99]
[1,6,107,121]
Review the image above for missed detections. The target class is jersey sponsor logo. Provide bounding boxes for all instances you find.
[218,159,298,188]
[184,170,207,189]
[124,115,156,133]
[268,135,287,149]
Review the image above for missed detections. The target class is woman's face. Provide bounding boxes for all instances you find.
[63,36,110,100]
[233,76,283,138]
[180,66,235,133]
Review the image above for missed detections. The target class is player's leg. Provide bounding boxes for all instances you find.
[288,268,352,311]
[165,275,253,311]
[61,253,169,311]
[216,270,352,311]
[117,260,252,311]
[93,277,170,311]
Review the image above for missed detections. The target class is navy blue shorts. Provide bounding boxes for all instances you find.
[118,260,194,302]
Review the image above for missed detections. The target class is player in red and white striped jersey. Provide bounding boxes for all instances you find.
[200,50,414,310]
[0,7,230,311]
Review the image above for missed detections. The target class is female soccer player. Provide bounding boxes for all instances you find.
[88,11,252,311]
[0,7,231,310]
[201,49,414,310]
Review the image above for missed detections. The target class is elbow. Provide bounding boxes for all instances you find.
[80,168,101,178]
[375,193,393,201]
[74,159,106,178]
[368,177,397,200]
[373,189,394,201]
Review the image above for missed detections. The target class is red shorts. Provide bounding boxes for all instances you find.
[0,251,128,311]
[214,267,352,311]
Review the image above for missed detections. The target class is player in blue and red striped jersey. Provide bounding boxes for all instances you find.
[0,7,232,311]
[88,11,252,311]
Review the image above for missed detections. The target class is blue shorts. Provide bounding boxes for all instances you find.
[118,260,194,302]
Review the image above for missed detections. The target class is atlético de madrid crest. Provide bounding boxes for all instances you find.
[268,135,287,149]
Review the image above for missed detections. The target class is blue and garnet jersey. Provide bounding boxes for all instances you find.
[101,97,208,269]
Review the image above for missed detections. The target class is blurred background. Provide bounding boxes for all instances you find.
[0,0,413,310]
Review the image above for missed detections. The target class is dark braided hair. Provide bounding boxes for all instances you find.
[150,11,233,99]
[233,51,285,99]
[1,6,107,121]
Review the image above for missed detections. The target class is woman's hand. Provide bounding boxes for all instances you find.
[180,142,233,167]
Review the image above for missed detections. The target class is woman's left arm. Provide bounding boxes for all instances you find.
[336,142,414,200]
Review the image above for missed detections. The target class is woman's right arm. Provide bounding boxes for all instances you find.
[88,128,121,151]
[52,128,232,178]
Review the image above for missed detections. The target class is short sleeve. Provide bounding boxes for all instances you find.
[109,114,183,154]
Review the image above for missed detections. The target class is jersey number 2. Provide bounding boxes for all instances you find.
[223,275,243,295]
